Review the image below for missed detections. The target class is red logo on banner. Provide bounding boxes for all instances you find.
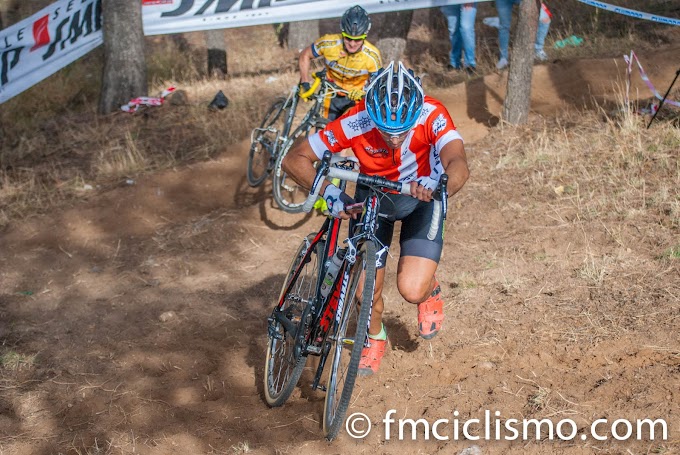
[142,0,173,5]
[31,15,50,51]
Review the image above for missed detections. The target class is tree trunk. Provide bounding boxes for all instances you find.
[374,10,413,64]
[99,0,147,115]
[0,0,10,28]
[205,30,227,78]
[503,0,540,124]
[287,20,319,53]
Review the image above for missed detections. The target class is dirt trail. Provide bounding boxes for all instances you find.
[1,49,678,455]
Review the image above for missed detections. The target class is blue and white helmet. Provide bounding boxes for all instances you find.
[365,61,424,135]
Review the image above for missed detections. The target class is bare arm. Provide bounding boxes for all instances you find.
[409,138,469,201]
[439,138,469,197]
[298,46,315,84]
[281,137,327,193]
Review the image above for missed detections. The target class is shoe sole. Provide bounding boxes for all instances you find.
[419,330,439,340]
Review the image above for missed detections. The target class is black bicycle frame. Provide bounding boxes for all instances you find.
[272,184,348,363]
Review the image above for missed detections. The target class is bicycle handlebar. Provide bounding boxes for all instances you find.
[300,70,349,100]
[303,151,448,240]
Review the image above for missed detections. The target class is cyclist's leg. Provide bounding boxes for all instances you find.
[396,198,444,300]
[395,199,445,338]
[396,256,439,303]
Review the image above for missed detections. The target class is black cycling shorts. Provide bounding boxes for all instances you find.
[351,185,445,269]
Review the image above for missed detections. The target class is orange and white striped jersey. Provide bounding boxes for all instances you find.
[309,96,463,185]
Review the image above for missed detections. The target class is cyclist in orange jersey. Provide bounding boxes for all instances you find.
[283,62,470,375]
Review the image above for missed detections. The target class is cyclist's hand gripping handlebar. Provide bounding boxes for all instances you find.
[303,151,449,240]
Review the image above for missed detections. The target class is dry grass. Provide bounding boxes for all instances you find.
[490,108,680,230]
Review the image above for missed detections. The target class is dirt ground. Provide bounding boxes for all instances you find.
[1,48,679,455]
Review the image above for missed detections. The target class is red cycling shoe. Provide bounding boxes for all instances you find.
[358,337,387,376]
[418,279,444,340]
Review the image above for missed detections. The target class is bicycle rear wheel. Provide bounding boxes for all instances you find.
[322,240,376,440]
[272,123,314,213]
[248,98,291,187]
[264,234,324,407]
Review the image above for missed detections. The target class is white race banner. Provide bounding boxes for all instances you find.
[141,0,490,36]
[0,0,103,104]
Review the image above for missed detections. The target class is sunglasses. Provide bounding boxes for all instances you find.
[342,32,367,42]
[378,128,411,141]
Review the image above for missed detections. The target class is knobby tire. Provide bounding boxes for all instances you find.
[322,240,376,440]
[272,118,317,213]
[264,234,324,406]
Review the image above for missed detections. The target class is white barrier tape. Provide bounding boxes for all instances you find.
[623,51,680,109]
[121,86,176,113]
[576,0,680,27]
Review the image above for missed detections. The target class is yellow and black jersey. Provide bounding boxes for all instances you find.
[312,34,382,92]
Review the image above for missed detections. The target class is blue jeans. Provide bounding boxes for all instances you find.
[535,5,551,52]
[495,0,520,61]
[495,0,551,58]
[440,3,477,69]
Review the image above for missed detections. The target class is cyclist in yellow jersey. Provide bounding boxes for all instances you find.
[298,5,382,121]
[298,5,382,214]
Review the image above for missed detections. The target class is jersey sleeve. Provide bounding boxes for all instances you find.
[308,102,366,159]
[425,98,463,155]
[312,34,336,59]
[416,98,464,184]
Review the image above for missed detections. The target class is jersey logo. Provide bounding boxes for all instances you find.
[347,115,372,132]
[432,114,447,136]
[365,146,388,157]
[325,130,338,146]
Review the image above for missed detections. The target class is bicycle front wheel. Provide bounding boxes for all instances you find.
[264,234,324,407]
[272,123,313,213]
[248,98,291,187]
[322,240,376,440]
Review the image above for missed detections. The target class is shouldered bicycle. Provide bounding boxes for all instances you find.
[263,151,448,440]
[247,71,349,213]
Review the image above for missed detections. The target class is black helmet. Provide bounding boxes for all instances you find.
[341,5,371,37]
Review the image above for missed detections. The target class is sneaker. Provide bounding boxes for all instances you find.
[496,58,508,70]
[446,63,460,71]
[535,49,548,62]
[417,279,444,340]
[464,66,477,76]
[358,337,387,376]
